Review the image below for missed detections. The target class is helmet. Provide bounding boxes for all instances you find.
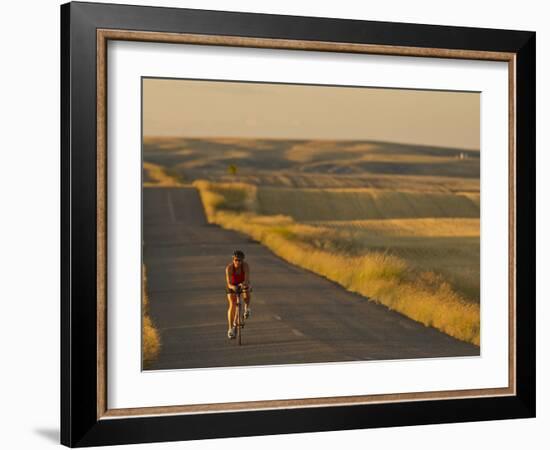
[233,250,245,260]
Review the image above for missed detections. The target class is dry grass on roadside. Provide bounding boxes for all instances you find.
[142,264,161,364]
[306,218,480,303]
[143,162,185,187]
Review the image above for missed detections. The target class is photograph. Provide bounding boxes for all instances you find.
[141,77,481,370]
[57,1,536,446]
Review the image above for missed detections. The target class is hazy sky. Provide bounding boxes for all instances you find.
[143,78,480,150]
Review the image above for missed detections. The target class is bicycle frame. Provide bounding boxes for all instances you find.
[234,292,244,345]
[230,284,251,346]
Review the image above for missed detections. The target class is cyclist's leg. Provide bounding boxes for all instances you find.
[243,289,251,308]
[227,293,237,330]
[242,288,252,319]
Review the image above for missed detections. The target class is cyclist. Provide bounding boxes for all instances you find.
[225,249,252,339]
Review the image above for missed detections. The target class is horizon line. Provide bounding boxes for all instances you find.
[142,135,481,152]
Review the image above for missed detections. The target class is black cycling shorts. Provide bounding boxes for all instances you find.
[225,286,250,294]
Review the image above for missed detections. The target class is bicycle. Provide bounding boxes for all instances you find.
[228,283,252,346]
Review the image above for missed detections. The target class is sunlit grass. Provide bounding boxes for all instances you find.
[142,264,161,363]
[143,161,185,187]
[304,218,480,303]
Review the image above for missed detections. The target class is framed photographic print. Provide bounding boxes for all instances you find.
[60,1,536,447]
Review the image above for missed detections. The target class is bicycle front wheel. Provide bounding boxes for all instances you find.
[237,299,243,346]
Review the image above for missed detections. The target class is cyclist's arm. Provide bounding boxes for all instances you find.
[243,262,250,286]
[225,265,236,290]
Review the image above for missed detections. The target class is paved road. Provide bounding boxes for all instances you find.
[143,187,479,370]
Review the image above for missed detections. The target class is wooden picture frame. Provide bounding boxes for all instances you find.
[61,1,535,447]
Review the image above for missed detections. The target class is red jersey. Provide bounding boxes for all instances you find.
[229,264,246,285]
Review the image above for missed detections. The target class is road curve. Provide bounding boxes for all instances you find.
[143,186,479,370]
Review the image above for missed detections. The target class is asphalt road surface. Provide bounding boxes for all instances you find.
[143,186,479,370]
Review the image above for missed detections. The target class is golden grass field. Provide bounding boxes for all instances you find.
[142,264,161,363]
[144,137,480,346]
[143,161,184,187]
